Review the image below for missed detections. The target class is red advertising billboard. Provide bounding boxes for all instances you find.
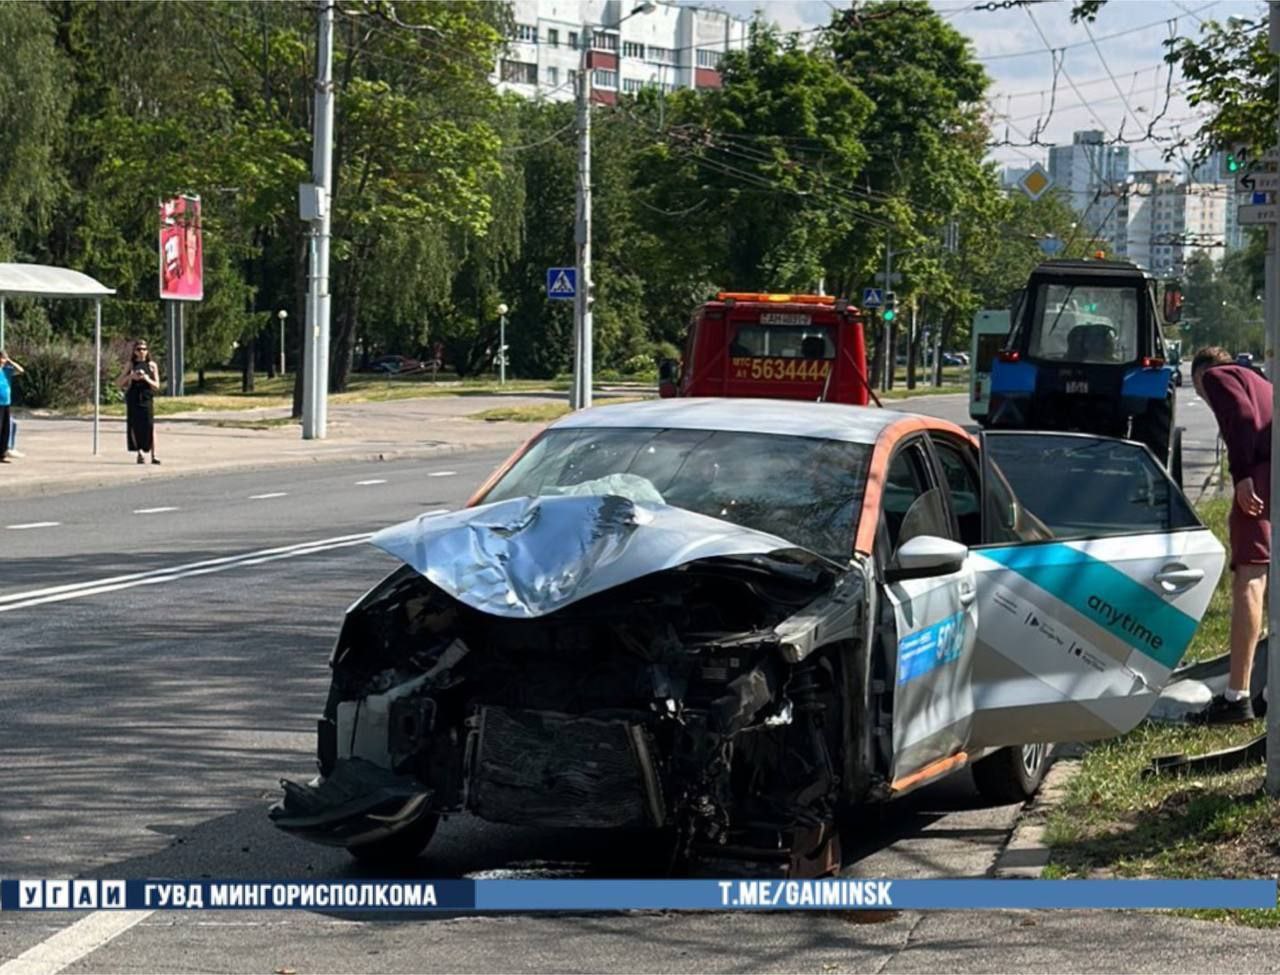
[159,195,203,301]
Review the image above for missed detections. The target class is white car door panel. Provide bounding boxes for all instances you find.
[877,441,978,784]
[967,431,1225,749]
[887,568,978,781]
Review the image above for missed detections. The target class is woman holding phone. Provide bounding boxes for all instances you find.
[117,339,161,464]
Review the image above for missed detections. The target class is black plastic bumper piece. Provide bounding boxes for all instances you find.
[269,757,432,848]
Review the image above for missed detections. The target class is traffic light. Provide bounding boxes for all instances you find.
[883,291,897,322]
[1223,145,1249,179]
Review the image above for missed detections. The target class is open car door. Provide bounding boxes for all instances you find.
[966,431,1225,749]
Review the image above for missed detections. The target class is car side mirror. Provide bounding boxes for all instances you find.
[884,535,968,582]
[658,358,679,398]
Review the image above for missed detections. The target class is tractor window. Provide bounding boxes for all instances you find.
[1027,283,1139,364]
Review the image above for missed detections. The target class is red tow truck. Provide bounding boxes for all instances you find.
[658,292,872,405]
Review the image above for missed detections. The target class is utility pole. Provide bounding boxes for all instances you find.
[497,303,509,385]
[1267,0,1280,795]
[277,309,288,377]
[573,29,593,411]
[881,235,893,390]
[302,2,334,439]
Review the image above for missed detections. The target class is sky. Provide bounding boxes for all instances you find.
[694,0,1267,175]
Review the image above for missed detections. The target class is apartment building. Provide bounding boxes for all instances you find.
[493,0,749,104]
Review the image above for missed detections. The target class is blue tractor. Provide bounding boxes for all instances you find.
[986,259,1182,484]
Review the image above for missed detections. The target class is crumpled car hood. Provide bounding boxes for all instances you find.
[371,494,822,618]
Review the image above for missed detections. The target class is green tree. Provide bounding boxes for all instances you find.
[0,2,69,261]
[1168,10,1276,159]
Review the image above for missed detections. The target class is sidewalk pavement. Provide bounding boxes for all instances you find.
[0,393,564,498]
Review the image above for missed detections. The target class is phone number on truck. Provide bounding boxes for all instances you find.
[731,357,831,382]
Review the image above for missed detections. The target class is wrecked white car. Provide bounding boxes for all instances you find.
[270,399,1224,874]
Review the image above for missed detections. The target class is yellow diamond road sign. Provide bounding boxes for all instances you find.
[1019,163,1052,201]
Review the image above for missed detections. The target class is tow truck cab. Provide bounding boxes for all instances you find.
[659,293,870,405]
[987,259,1178,467]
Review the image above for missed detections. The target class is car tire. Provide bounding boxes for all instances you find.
[346,813,440,865]
[972,743,1052,804]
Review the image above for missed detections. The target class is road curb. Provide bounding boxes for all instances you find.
[993,755,1081,879]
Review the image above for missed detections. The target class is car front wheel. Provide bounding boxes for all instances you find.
[972,743,1052,804]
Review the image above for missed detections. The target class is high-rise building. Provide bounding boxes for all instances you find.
[1125,170,1237,277]
[1047,130,1130,213]
[494,0,748,104]
[1000,166,1032,190]
[1047,131,1131,257]
[1125,171,1179,275]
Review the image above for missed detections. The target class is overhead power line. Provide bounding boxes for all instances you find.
[975,1,1219,61]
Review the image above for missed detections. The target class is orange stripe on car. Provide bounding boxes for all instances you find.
[465,431,541,508]
[854,416,976,557]
[890,751,969,793]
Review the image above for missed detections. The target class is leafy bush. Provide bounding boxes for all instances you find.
[622,353,658,379]
[10,341,102,409]
[653,341,682,363]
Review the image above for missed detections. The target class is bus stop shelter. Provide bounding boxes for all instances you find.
[0,262,116,455]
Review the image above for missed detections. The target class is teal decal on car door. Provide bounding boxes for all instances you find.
[980,543,1197,669]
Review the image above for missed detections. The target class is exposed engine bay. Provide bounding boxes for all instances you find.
[271,495,867,876]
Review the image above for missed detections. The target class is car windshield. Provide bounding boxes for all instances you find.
[1027,282,1140,364]
[482,427,872,560]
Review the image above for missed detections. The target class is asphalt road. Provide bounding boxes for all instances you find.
[0,392,1261,974]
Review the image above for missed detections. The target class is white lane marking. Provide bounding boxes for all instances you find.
[249,492,289,500]
[0,910,152,975]
[0,532,374,613]
[6,522,60,530]
[427,471,457,478]
[422,508,451,515]
[355,479,387,486]
[132,506,178,514]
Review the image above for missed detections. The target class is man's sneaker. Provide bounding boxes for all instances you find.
[1191,694,1256,726]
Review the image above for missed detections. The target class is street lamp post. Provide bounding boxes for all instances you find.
[574,1,655,410]
[496,303,509,385]
[277,309,288,377]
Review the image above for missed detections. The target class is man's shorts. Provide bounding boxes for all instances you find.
[1230,464,1271,570]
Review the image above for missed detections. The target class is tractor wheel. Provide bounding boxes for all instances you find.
[1170,426,1184,489]
[1137,394,1173,465]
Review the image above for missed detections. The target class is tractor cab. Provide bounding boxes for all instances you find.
[987,259,1179,477]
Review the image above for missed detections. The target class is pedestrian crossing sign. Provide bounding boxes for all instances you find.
[546,267,577,301]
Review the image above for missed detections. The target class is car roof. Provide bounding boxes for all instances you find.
[548,397,922,445]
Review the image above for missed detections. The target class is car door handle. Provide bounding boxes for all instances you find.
[1154,565,1204,593]
[959,585,977,606]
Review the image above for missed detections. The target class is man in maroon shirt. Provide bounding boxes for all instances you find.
[1191,346,1272,724]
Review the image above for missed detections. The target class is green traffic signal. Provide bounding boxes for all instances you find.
[1228,155,1240,173]
[883,309,896,322]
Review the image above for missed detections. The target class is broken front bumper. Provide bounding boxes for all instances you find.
[269,757,434,848]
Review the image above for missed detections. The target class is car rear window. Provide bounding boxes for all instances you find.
[731,323,835,359]
[482,427,872,560]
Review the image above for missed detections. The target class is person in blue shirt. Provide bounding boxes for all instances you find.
[0,350,25,463]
